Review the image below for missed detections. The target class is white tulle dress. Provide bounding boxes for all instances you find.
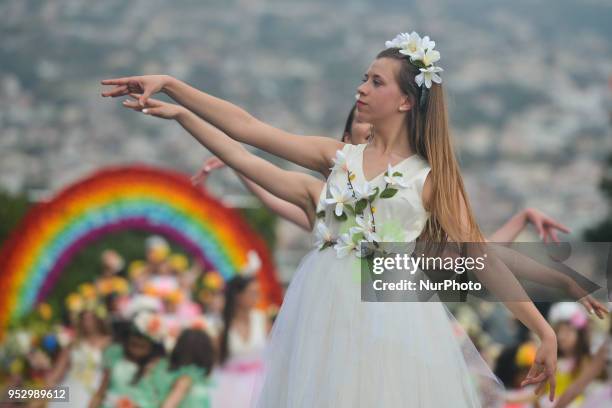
[252,143,503,408]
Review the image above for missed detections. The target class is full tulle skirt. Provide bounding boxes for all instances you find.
[251,247,503,408]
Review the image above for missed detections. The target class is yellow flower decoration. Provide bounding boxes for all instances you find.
[111,277,130,295]
[97,278,114,296]
[128,260,146,279]
[166,290,184,305]
[66,293,84,312]
[78,283,97,300]
[37,303,53,321]
[149,246,170,263]
[168,254,189,272]
[202,271,224,291]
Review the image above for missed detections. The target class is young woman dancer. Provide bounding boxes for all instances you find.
[102,32,560,406]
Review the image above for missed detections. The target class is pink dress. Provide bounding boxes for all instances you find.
[210,309,267,407]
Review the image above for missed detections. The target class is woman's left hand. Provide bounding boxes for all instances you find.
[566,281,609,319]
[122,93,185,120]
[525,208,571,243]
[520,333,557,402]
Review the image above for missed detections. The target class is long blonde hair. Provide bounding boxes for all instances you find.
[376,48,485,247]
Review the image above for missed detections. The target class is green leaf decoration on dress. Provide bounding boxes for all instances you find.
[380,187,398,198]
[368,186,380,203]
[354,199,368,214]
[316,210,325,219]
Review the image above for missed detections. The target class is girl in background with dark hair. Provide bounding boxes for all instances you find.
[89,312,166,408]
[209,275,270,408]
[157,328,216,408]
[553,309,611,408]
[103,31,559,406]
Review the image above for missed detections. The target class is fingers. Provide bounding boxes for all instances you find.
[548,372,556,402]
[129,93,161,106]
[593,301,609,319]
[141,107,161,116]
[122,99,142,111]
[122,99,143,111]
[101,85,129,98]
[140,88,153,107]
[521,371,547,386]
[100,77,131,85]
[549,229,560,244]
[550,220,571,233]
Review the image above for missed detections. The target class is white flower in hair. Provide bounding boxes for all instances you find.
[241,250,261,277]
[415,66,444,89]
[385,32,413,49]
[396,32,425,59]
[133,311,166,343]
[421,36,436,51]
[325,184,354,217]
[416,49,441,67]
[385,31,443,89]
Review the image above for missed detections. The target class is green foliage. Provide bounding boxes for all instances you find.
[583,153,612,241]
[238,205,278,250]
[0,189,30,248]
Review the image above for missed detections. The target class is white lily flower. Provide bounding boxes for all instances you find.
[397,32,425,59]
[415,65,443,89]
[353,180,374,201]
[421,49,440,67]
[421,36,436,51]
[350,216,381,242]
[325,184,354,217]
[385,32,412,48]
[334,232,357,258]
[313,221,334,250]
[383,164,410,188]
[330,149,349,173]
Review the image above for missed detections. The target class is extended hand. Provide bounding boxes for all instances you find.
[191,157,226,186]
[566,281,609,319]
[101,75,170,107]
[525,208,571,243]
[520,334,557,402]
[122,93,184,120]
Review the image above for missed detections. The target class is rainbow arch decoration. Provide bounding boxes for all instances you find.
[0,164,283,336]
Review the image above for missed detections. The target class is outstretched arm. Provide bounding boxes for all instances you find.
[123,96,324,225]
[193,157,315,231]
[488,208,571,243]
[424,175,557,401]
[102,75,345,175]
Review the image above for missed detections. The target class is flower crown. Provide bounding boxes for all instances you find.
[385,31,443,109]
